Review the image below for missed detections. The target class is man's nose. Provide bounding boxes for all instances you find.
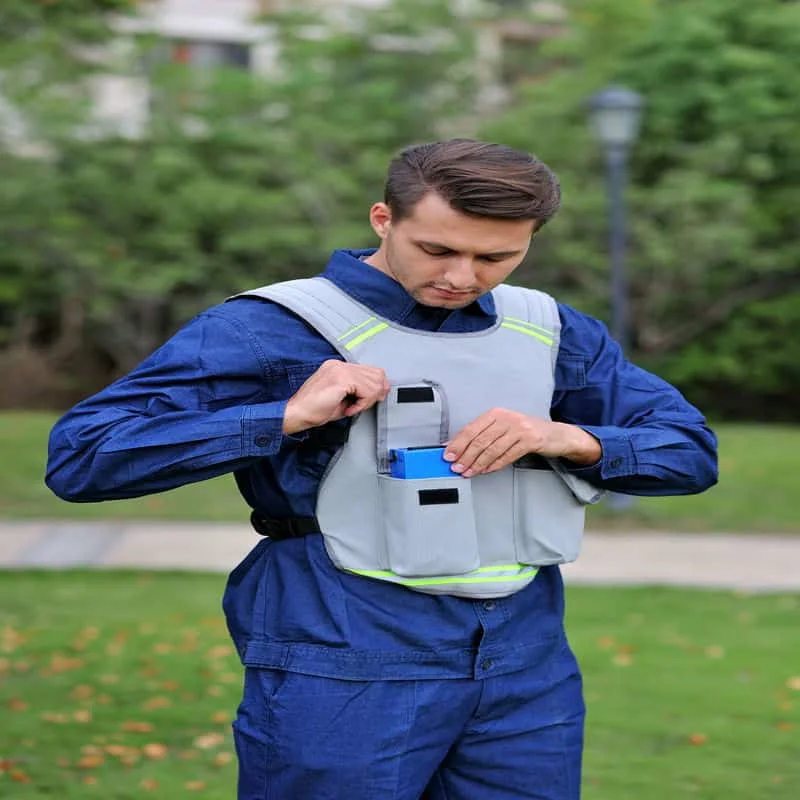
[443,257,477,288]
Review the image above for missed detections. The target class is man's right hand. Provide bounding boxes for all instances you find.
[282,360,390,435]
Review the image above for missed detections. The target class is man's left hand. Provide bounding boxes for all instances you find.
[443,409,601,478]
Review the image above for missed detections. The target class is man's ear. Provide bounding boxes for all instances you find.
[368,203,393,240]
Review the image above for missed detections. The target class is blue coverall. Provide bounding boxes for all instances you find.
[46,249,718,799]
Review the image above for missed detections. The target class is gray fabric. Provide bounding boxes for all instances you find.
[236,278,603,598]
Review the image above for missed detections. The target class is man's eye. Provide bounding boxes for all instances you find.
[480,256,505,263]
[422,248,451,257]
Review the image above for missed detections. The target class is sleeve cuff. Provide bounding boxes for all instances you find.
[563,425,637,480]
[242,401,310,457]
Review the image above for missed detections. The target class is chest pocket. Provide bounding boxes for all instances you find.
[555,355,587,390]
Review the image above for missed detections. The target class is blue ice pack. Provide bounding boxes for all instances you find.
[388,446,458,479]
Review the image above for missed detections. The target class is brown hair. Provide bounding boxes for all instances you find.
[384,138,561,225]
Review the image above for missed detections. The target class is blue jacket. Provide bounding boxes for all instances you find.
[46,249,718,680]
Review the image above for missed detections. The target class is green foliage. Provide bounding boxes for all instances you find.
[0,0,797,417]
[484,0,800,418]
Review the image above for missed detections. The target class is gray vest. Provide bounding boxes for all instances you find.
[238,277,602,599]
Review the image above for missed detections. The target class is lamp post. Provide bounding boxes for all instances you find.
[587,85,644,511]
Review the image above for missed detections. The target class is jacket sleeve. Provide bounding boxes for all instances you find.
[552,303,719,496]
[45,307,296,502]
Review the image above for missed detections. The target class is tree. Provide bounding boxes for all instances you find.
[483,0,800,419]
[0,0,479,405]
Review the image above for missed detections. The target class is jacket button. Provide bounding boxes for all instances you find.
[255,435,270,447]
[483,601,496,611]
[610,457,624,468]
[481,658,494,671]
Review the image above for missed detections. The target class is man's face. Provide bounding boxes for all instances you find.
[365,192,537,309]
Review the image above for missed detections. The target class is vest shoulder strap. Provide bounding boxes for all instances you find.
[491,283,561,338]
[231,277,378,360]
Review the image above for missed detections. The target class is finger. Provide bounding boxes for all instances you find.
[474,439,530,476]
[342,378,390,416]
[450,422,506,473]
[461,432,520,477]
[444,415,495,463]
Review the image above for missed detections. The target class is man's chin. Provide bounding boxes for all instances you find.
[416,288,478,309]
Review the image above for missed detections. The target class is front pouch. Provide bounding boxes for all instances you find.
[376,380,448,473]
[512,456,587,565]
[378,475,480,577]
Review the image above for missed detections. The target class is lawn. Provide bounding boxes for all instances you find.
[0,572,797,799]
[2,412,799,532]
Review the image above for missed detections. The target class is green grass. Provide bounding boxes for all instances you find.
[1,572,798,799]
[3,412,799,531]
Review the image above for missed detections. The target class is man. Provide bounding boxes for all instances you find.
[46,139,718,799]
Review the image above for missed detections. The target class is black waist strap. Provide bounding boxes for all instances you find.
[250,512,321,540]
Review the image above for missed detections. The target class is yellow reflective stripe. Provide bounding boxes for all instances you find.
[350,566,539,587]
[503,316,554,336]
[344,322,389,350]
[500,322,553,345]
[337,316,377,342]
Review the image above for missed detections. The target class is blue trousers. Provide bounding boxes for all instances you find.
[233,640,584,799]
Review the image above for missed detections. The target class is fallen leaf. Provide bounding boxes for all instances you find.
[775,722,794,732]
[140,779,159,791]
[74,710,92,723]
[180,750,199,761]
[57,757,70,768]
[2,625,25,653]
[77,754,105,769]
[43,654,85,675]
[688,734,708,746]
[161,680,180,691]
[211,711,229,723]
[153,643,173,655]
[10,769,32,783]
[705,645,725,659]
[71,685,95,700]
[186,781,207,791]
[194,733,225,750]
[142,743,169,760]
[787,676,800,692]
[213,752,233,767]
[7,697,28,712]
[121,721,154,733]
[207,686,223,697]
[82,776,98,785]
[41,712,68,723]
[99,674,120,684]
[143,696,171,710]
[206,645,234,659]
[612,653,632,667]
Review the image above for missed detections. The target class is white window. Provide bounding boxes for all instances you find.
[146,38,252,71]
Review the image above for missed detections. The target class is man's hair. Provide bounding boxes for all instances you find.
[384,139,561,225]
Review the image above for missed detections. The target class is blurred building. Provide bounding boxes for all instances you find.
[88,0,565,135]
